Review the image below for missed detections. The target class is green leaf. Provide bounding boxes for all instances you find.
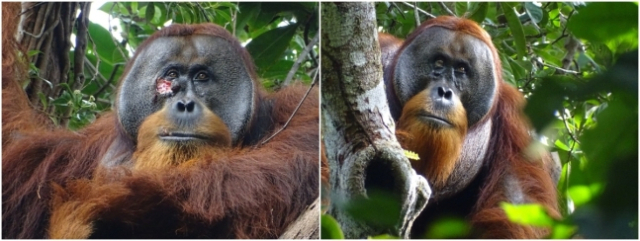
[501,202,554,227]
[550,222,578,239]
[538,6,549,27]
[245,24,299,71]
[506,57,525,81]
[424,217,470,239]
[568,184,603,207]
[524,2,543,23]
[87,22,127,65]
[321,214,344,239]
[524,76,574,132]
[467,2,489,24]
[38,92,48,108]
[344,190,402,230]
[236,3,260,35]
[555,139,570,151]
[581,97,638,182]
[567,2,638,44]
[455,2,467,17]
[145,3,155,23]
[369,234,399,239]
[502,3,526,59]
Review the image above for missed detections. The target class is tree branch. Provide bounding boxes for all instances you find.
[283,32,319,86]
[261,71,317,145]
[438,2,456,16]
[400,2,436,19]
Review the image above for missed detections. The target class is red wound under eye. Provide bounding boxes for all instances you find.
[156,78,172,94]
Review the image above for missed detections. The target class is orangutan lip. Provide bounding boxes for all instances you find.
[159,132,211,142]
[417,111,452,127]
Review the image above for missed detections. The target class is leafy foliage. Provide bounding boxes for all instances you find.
[323,2,637,239]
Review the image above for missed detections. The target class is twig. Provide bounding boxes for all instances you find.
[83,57,107,85]
[438,2,456,16]
[232,2,238,36]
[534,58,580,75]
[283,32,319,86]
[559,109,579,163]
[542,62,580,75]
[549,34,567,46]
[19,2,46,15]
[108,3,129,62]
[390,2,406,19]
[400,2,435,19]
[195,3,210,22]
[22,18,58,39]
[85,17,102,85]
[413,2,420,27]
[260,72,318,145]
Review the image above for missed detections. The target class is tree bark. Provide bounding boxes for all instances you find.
[279,197,320,239]
[17,2,90,121]
[321,2,430,238]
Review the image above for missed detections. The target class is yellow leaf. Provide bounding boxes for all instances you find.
[404,150,420,161]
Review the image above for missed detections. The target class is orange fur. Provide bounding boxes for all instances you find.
[133,105,231,170]
[469,83,560,238]
[2,15,319,238]
[395,89,467,189]
[381,16,560,238]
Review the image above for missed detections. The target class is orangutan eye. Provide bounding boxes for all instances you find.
[167,70,178,78]
[195,72,208,81]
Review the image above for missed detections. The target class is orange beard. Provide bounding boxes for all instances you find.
[395,91,467,190]
[132,107,232,170]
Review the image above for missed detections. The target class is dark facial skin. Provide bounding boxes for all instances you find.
[393,26,497,128]
[117,35,256,144]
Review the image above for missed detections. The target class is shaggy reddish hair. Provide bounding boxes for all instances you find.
[383,16,560,238]
[2,4,318,238]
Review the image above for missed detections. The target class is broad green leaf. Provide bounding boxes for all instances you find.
[344,190,402,230]
[555,139,570,151]
[237,3,261,34]
[455,2,467,16]
[87,22,127,65]
[467,2,488,24]
[424,218,470,239]
[501,203,554,227]
[246,24,299,70]
[131,2,138,14]
[502,3,526,59]
[321,214,344,239]
[145,3,155,23]
[524,2,543,23]
[524,76,567,132]
[568,184,603,207]
[567,2,638,44]
[258,59,295,78]
[550,222,578,239]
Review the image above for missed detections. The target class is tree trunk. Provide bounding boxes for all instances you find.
[321,2,430,238]
[17,2,91,125]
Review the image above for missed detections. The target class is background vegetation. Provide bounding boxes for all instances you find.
[322,2,637,239]
[20,2,318,129]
